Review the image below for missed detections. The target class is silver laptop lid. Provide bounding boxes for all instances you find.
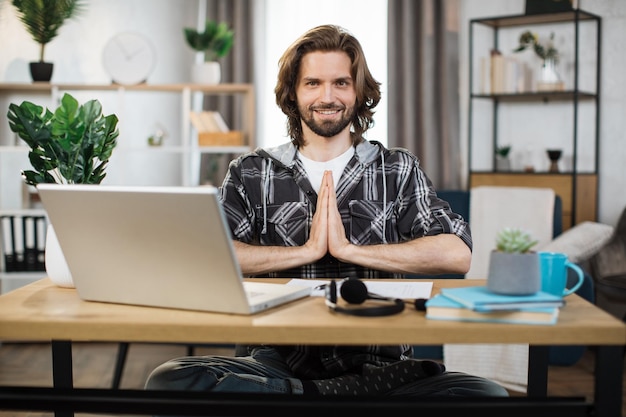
[37,184,262,314]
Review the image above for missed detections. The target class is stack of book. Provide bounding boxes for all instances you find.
[189,111,244,147]
[426,285,565,325]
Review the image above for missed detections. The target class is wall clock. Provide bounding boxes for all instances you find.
[102,32,157,85]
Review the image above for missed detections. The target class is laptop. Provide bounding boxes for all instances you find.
[36,184,311,314]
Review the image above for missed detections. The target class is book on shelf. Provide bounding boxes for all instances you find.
[425,294,559,325]
[439,285,565,312]
[486,50,533,94]
[189,111,230,133]
[189,111,243,147]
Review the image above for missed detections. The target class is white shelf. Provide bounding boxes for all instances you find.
[197,146,252,154]
[0,83,255,293]
[0,82,255,205]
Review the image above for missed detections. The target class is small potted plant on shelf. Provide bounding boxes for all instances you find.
[487,227,540,295]
[184,20,234,84]
[11,0,85,82]
[7,92,119,287]
[495,145,512,172]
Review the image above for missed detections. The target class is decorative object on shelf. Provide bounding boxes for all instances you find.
[495,145,512,172]
[184,20,234,84]
[538,56,564,92]
[7,93,119,287]
[11,0,85,82]
[521,149,536,172]
[514,30,564,92]
[525,0,573,15]
[546,149,562,173]
[487,227,540,295]
[103,32,157,85]
[148,123,167,146]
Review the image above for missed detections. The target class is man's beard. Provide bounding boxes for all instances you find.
[300,104,355,138]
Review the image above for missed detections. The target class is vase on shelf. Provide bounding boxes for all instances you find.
[537,57,564,92]
[29,62,54,82]
[496,156,511,172]
[191,61,221,84]
[547,149,562,173]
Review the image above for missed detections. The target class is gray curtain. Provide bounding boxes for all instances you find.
[199,0,254,185]
[387,0,462,190]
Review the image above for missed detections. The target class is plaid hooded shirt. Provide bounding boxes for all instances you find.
[218,139,472,378]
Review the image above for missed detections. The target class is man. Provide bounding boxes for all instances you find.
[146,24,507,397]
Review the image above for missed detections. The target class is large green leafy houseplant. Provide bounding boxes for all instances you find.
[7,92,119,185]
[12,0,84,63]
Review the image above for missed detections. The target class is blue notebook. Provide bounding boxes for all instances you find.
[439,285,565,312]
[426,294,559,325]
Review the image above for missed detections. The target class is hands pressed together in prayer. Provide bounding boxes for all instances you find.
[305,170,352,263]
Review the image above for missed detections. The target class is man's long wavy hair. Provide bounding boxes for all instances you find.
[274,25,381,147]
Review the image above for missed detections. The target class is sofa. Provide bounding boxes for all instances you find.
[586,206,626,321]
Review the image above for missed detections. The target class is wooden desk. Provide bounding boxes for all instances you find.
[0,278,624,416]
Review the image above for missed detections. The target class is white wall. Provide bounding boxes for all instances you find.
[0,0,201,208]
[0,0,623,227]
[459,0,626,227]
[0,0,198,84]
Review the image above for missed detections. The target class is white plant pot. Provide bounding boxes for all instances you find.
[45,224,74,288]
[191,61,221,84]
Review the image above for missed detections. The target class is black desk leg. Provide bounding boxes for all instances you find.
[594,345,623,417]
[51,340,74,417]
[527,345,549,397]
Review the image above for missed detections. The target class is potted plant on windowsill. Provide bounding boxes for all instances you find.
[7,92,119,287]
[487,227,540,295]
[184,20,234,84]
[11,0,85,82]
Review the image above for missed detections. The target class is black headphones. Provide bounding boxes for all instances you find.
[324,278,406,317]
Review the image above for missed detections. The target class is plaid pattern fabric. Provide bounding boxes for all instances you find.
[220,140,471,279]
[219,139,472,378]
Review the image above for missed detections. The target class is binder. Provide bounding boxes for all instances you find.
[0,213,47,272]
[1,216,16,272]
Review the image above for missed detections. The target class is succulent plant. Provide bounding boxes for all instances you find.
[495,227,538,254]
[495,145,511,158]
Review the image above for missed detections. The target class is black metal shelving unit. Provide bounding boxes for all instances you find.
[467,9,602,228]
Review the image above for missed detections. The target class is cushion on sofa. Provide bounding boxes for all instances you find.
[537,221,614,263]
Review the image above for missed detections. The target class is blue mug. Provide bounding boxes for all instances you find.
[539,251,584,297]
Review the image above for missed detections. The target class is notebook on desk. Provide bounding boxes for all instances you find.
[36,184,311,314]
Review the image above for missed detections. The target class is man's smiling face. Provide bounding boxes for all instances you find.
[296,51,357,138]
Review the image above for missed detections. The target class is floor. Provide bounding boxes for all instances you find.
[0,342,623,416]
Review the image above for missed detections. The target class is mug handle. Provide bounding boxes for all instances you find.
[563,262,585,296]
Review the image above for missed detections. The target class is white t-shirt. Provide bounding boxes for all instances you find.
[298,146,355,193]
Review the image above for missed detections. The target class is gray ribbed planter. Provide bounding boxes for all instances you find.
[487,251,541,295]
